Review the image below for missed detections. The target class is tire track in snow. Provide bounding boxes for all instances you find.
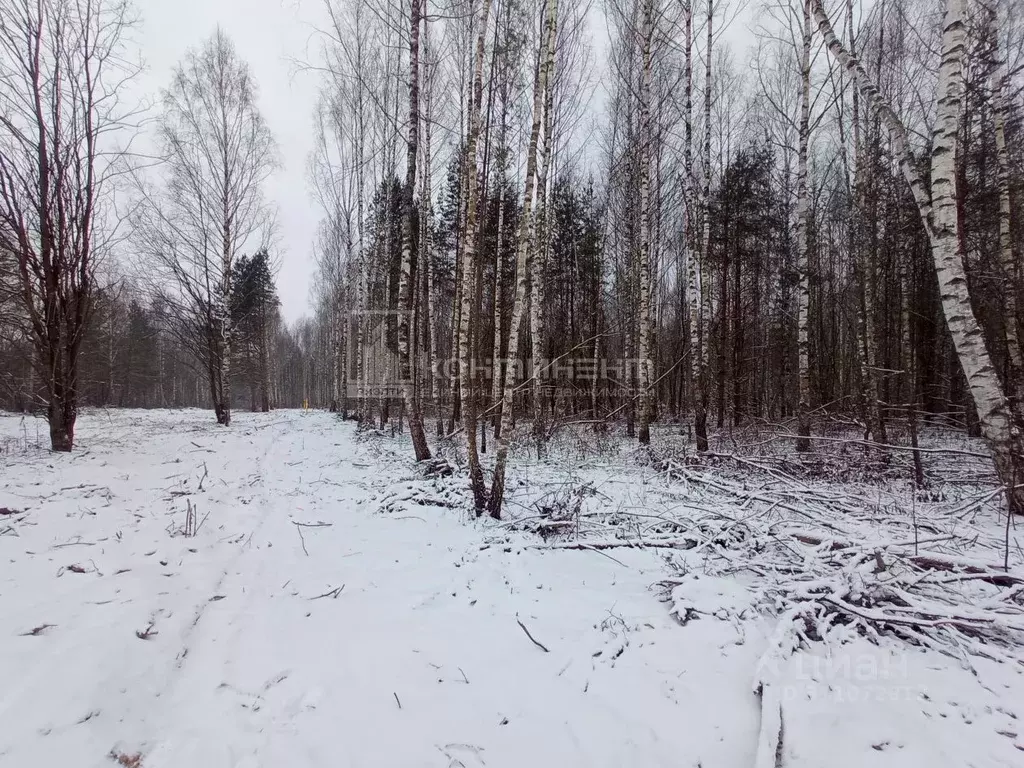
[107,416,299,762]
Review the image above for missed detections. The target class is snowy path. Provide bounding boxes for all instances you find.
[1,411,762,768]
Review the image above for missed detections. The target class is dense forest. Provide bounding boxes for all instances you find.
[1,0,1022,519]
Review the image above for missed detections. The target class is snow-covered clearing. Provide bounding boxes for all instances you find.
[1,409,1023,767]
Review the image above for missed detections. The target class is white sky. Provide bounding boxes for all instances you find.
[133,0,324,323]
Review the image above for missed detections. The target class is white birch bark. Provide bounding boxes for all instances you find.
[992,40,1023,407]
[684,0,708,451]
[458,0,495,513]
[491,174,507,434]
[354,0,368,426]
[697,0,714,441]
[420,4,442,438]
[488,0,559,518]
[530,10,559,445]
[795,0,812,451]
[636,0,655,445]
[398,0,431,461]
[814,0,1024,512]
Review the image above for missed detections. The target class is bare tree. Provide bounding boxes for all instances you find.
[814,0,1024,513]
[636,0,655,444]
[398,0,432,461]
[459,0,496,515]
[133,28,276,426]
[794,0,812,451]
[0,0,139,450]
[489,0,560,520]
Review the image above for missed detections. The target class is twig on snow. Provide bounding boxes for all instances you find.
[309,584,345,600]
[21,623,55,636]
[51,537,95,548]
[516,615,550,653]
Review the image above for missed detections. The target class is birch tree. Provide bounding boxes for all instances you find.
[488,0,559,519]
[135,29,276,426]
[814,0,1024,513]
[794,0,812,451]
[459,0,495,514]
[398,0,432,460]
[683,0,708,451]
[636,0,655,444]
[991,2,1023,410]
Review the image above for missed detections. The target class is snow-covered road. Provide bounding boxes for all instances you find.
[1,410,763,768]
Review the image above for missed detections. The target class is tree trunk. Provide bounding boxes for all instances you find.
[489,0,558,519]
[491,176,507,439]
[419,6,442,438]
[814,0,1024,513]
[398,0,431,461]
[636,0,655,445]
[47,391,75,453]
[689,0,710,451]
[795,0,812,452]
[993,51,1023,409]
[530,9,559,447]
[259,309,270,412]
[459,0,495,514]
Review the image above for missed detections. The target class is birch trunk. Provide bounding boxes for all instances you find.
[794,0,812,452]
[398,0,431,461]
[354,22,368,427]
[530,8,559,445]
[459,0,495,513]
[421,5,442,438]
[993,56,1023,408]
[683,0,707,451]
[694,0,713,449]
[636,0,655,445]
[814,0,1024,513]
[491,176,507,437]
[901,238,925,487]
[488,0,558,519]
[448,141,469,435]
[844,0,885,444]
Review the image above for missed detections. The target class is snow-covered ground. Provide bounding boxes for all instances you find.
[1,409,1022,767]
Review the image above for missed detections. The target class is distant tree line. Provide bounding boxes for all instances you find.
[1,0,1022,519]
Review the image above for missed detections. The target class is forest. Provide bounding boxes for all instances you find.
[2,0,1024,762]
[2,0,1022,518]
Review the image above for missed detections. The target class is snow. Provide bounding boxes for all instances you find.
[1,409,1023,767]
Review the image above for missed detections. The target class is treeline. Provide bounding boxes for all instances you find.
[0,251,323,411]
[1,0,1021,518]
[301,0,1023,517]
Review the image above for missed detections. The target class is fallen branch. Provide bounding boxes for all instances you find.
[531,536,700,552]
[21,623,55,636]
[309,584,345,600]
[789,531,1023,587]
[516,615,550,653]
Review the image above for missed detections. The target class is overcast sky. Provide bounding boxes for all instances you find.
[134,0,324,323]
